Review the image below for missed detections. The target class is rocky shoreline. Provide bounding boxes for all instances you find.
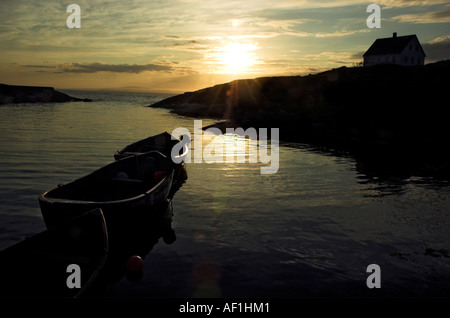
[149,62,450,146]
[149,60,450,177]
[0,84,92,104]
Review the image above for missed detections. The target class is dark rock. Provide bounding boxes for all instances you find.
[0,84,92,104]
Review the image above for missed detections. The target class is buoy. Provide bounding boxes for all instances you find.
[126,255,144,273]
[154,171,165,182]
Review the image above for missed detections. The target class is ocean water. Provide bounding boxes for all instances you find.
[0,90,449,298]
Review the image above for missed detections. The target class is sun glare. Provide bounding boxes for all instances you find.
[216,42,258,74]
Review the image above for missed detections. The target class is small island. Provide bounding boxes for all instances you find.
[0,84,92,104]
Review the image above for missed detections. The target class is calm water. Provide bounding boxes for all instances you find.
[0,90,449,298]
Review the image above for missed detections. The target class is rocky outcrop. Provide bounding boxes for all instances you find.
[149,61,450,175]
[149,61,450,148]
[0,84,92,104]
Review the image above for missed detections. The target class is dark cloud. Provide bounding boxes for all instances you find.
[23,62,173,74]
[350,51,365,59]
[63,62,173,74]
[431,9,450,19]
[23,64,56,69]
[422,37,450,62]
[22,62,187,75]
[167,40,202,48]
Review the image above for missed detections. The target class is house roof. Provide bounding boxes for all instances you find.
[363,34,426,57]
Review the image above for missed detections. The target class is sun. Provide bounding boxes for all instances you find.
[216,42,258,74]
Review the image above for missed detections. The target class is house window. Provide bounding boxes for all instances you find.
[404,57,407,63]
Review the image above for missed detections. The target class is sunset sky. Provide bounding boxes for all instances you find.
[0,0,449,93]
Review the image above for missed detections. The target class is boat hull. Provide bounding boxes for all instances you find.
[39,151,176,229]
[39,170,174,228]
[114,131,188,162]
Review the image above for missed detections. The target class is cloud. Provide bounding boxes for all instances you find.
[165,40,208,50]
[24,62,173,74]
[66,63,173,73]
[314,29,371,38]
[23,64,56,69]
[391,10,450,23]
[350,51,366,59]
[422,37,450,62]
[379,0,450,8]
[303,51,362,62]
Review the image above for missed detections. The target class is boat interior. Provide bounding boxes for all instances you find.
[45,151,170,202]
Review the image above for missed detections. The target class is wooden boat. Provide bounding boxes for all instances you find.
[114,132,189,203]
[0,208,108,298]
[39,151,176,229]
[114,131,189,161]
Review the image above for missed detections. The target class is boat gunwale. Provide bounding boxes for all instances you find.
[114,132,189,161]
[38,151,175,206]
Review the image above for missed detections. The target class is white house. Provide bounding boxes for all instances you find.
[363,33,426,67]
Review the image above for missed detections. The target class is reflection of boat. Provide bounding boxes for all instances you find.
[39,151,179,228]
[0,208,108,298]
[114,132,188,161]
[84,199,177,296]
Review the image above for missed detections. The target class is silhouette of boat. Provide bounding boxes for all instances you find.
[114,131,188,161]
[39,151,182,228]
[114,132,188,198]
[0,208,108,298]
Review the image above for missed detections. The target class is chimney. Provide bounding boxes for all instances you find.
[393,32,397,38]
